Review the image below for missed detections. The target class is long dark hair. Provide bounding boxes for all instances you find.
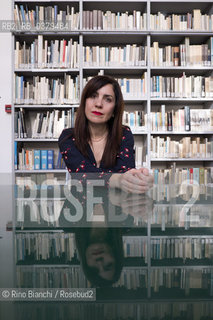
[74,75,124,168]
[75,228,124,287]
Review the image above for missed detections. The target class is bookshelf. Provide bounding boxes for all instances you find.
[11,1,213,318]
[12,0,213,184]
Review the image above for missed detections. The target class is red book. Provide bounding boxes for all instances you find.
[189,168,193,184]
[63,40,67,63]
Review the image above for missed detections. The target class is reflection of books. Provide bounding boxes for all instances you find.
[152,204,213,228]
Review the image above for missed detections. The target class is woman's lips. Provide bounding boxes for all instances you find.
[92,111,103,116]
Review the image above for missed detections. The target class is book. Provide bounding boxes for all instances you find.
[14,141,18,170]
[41,150,48,170]
[47,150,54,170]
[34,150,41,170]
[184,106,191,131]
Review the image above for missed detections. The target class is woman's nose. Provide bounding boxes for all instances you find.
[95,96,103,107]
[95,256,104,262]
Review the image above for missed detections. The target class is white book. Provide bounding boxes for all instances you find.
[66,40,71,68]
[161,104,166,131]
[126,45,130,65]
[47,111,54,138]
[60,83,65,104]
[39,6,44,24]
[70,39,74,68]
[136,146,143,168]
[111,13,116,30]
[74,41,78,68]
[37,35,43,68]
[71,7,74,30]
[53,40,59,68]
[40,77,46,103]
[32,113,40,138]
[131,44,136,66]
[15,41,20,69]
[57,113,65,138]
[128,15,133,30]
[53,110,59,138]
[44,40,48,68]
[64,45,68,68]
[14,5,20,24]
[42,111,49,138]
[59,39,64,68]
[136,11,141,30]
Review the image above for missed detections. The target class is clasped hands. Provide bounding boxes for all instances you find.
[119,167,154,194]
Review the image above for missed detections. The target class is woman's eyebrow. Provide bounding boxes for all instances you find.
[103,94,114,98]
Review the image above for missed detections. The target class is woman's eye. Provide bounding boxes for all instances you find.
[105,97,112,103]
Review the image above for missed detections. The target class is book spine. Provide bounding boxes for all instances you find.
[41,150,48,170]
[34,150,41,170]
[184,106,191,131]
[47,150,54,169]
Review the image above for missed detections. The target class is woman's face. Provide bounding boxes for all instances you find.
[86,243,115,281]
[85,84,115,126]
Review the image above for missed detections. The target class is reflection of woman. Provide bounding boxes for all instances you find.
[75,228,124,287]
[59,75,153,193]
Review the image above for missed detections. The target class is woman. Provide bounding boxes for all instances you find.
[75,227,124,287]
[58,75,153,193]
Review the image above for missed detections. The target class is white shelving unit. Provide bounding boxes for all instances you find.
[11,3,213,314]
[12,0,213,180]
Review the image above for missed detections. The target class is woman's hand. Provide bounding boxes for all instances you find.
[109,189,153,224]
[109,167,153,194]
[118,168,153,194]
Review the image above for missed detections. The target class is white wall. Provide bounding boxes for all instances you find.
[0,4,14,319]
[0,1,13,174]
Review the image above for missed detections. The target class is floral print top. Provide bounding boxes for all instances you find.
[58,126,135,179]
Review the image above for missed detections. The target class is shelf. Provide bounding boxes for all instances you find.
[150,31,213,36]
[15,169,67,173]
[14,104,79,108]
[150,265,213,270]
[151,260,213,267]
[132,131,147,135]
[83,66,147,70]
[81,30,148,35]
[151,98,213,102]
[13,31,80,36]
[151,131,213,135]
[151,228,213,236]
[123,96,147,102]
[15,68,79,73]
[15,0,80,2]
[151,234,213,238]
[16,264,80,268]
[151,66,213,73]
[82,0,147,2]
[15,138,59,142]
[13,30,213,36]
[150,0,213,2]
[14,103,79,107]
[151,158,213,161]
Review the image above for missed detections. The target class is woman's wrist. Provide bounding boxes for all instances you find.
[109,173,122,189]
